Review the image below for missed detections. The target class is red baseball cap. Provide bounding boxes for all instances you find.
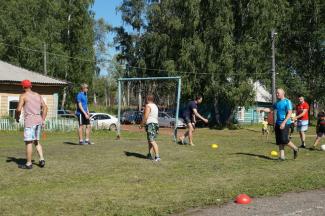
[21,79,32,88]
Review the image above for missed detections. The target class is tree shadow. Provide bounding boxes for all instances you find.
[124,151,147,159]
[63,141,80,145]
[234,152,277,161]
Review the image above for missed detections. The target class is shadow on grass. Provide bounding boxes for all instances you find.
[234,152,277,161]
[124,151,147,159]
[63,141,80,145]
[6,157,36,165]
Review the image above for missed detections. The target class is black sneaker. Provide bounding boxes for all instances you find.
[79,141,86,145]
[300,143,306,148]
[39,160,45,168]
[19,164,33,169]
[146,153,153,160]
[294,149,299,159]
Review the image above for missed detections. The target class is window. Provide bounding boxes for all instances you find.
[9,100,18,118]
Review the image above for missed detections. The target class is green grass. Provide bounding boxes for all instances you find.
[0,126,325,216]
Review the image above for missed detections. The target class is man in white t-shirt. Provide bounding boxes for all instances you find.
[140,95,160,162]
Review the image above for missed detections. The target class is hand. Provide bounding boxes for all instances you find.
[280,122,285,129]
[41,121,46,128]
[203,118,209,124]
[84,113,89,119]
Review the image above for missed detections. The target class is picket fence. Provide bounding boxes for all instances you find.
[0,118,79,131]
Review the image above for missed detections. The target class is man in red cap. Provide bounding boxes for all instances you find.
[15,80,48,169]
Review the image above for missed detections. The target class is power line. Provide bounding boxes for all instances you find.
[0,41,272,77]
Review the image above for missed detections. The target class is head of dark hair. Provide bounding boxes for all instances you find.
[195,95,203,101]
[318,111,325,118]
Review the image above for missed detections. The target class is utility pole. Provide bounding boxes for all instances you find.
[271,29,277,124]
[43,42,47,75]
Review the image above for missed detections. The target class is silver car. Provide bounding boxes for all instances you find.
[158,112,186,128]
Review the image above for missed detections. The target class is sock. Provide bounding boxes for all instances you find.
[155,154,160,158]
[280,150,285,159]
[302,141,305,146]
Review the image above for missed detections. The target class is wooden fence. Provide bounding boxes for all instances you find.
[0,118,79,131]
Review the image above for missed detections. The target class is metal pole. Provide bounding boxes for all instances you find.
[174,78,182,142]
[43,42,47,75]
[117,80,122,139]
[271,29,277,124]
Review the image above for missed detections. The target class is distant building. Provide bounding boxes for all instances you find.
[236,81,272,124]
[0,60,67,119]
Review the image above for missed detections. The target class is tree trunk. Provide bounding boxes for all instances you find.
[213,96,221,125]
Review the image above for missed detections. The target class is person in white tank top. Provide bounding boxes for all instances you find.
[141,95,160,162]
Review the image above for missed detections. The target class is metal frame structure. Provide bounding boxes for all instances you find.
[117,77,182,141]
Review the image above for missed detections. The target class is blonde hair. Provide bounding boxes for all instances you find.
[81,83,88,89]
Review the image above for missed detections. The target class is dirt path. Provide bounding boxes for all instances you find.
[176,189,325,216]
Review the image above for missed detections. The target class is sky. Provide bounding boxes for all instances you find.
[91,0,127,75]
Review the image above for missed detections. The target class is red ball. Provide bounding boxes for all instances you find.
[235,194,251,204]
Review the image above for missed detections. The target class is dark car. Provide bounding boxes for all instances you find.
[57,109,76,119]
[121,111,143,124]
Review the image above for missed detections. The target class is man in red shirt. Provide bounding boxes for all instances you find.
[294,96,309,148]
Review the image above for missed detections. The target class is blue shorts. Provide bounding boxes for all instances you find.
[24,124,42,142]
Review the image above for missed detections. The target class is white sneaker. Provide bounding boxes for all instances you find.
[154,157,161,162]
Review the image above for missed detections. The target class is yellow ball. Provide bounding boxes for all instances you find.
[271,150,278,157]
[211,144,218,149]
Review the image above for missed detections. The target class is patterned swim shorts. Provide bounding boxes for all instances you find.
[145,123,159,142]
[24,124,42,142]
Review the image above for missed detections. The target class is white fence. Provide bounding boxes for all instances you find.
[0,118,78,131]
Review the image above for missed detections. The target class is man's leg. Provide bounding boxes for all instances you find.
[279,144,285,160]
[34,141,45,161]
[188,124,195,146]
[312,136,321,148]
[85,124,91,142]
[78,125,84,143]
[299,131,306,147]
[150,141,160,161]
[25,142,33,165]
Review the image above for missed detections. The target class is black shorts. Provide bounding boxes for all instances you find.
[183,116,193,125]
[275,124,290,145]
[77,113,90,126]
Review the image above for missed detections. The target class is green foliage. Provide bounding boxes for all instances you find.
[114,0,324,126]
[0,0,96,107]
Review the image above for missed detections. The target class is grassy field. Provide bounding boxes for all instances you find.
[0,126,325,216]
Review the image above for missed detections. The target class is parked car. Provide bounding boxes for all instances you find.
[89,113,119,130]
[121,111,143,124]
[57,109,76,119]
[158,112,186,128]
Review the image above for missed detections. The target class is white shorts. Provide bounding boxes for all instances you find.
[297,120,308,132]
[24,124,42,142]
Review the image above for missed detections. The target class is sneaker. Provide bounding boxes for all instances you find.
[310,146,317,151]
[39,160,45,168]
[19,164,33,169]
[299,145,306,148]
[147,153,153,160]
[178,137,185,145]
[154,157,161,162]
[293,149,299,159]
[85,140,94,145]
[279,157,286,161]
[189,143,195,146]
[79,141,86,145]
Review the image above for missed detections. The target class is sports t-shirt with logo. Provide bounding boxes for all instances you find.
[76,92,88,115]
[296,101,309,120]
[183,101,198,119]
[318,118,325,133]
[273,98,292,125]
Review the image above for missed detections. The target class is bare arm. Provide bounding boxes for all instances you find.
[40,95,48,121]
[193,109,208,123]
[15,94,25,122]
[141,105,150,127]
[78,102,89,118]
[258,108,272,113]
[295,109,308,119]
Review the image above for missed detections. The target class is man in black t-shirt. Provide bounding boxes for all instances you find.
[179,95,208,146]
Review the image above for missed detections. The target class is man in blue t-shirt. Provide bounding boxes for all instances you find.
[179,95,208,146]
[259,89,299,160]
[75,83,92,145]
